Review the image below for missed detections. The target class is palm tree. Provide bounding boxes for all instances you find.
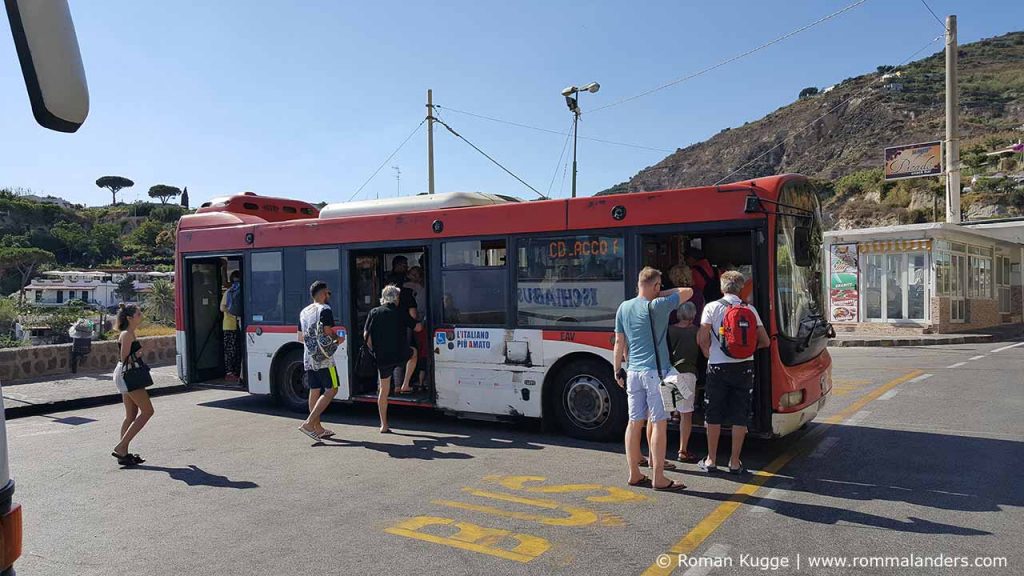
[146,279,175,325]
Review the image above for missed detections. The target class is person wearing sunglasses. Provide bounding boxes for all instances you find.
[298,281,344,440]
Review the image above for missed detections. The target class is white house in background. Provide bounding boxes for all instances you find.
[10,269,174,309]
[18,194,76,209]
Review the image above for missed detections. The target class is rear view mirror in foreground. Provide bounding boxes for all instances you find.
[793,226,813,267]
[5,0,89,132]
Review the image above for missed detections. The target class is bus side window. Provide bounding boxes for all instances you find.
[441,239,507,326]
[251,251,284,323]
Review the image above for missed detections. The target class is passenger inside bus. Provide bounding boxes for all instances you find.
[350,249,433,404]
[641,232,759,429]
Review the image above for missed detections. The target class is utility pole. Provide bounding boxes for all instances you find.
[571,108,579,198]
[945,14,961,223]
[427,89,435,195]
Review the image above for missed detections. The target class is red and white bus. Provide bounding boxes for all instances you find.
[174,174,833,441]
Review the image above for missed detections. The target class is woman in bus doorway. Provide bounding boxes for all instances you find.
[111,304,155,466]
[365,285,423,433]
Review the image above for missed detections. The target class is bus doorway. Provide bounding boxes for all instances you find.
[348,247,433,406]
[639,230,767,432]
[183,255,244,385]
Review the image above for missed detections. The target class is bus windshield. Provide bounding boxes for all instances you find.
[775,180,825,341]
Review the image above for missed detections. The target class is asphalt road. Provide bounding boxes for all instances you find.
[7,341,1023,575]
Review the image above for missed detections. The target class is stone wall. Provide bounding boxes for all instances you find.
[0,336,175,383]
[930,297,1002,333]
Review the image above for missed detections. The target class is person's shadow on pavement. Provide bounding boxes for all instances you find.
[128,464,259,489]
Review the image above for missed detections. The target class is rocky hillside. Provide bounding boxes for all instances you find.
[601,31,1024,227]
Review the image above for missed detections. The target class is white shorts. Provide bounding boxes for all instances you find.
[113,362,128,394]
[660,372,697,414]
[626,368,678,423]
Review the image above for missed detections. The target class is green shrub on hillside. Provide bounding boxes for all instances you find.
[834,169,883,198]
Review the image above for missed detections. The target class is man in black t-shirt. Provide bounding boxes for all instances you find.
[365,285,422,433]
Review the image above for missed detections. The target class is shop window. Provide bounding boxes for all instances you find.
[996,256,1011,313]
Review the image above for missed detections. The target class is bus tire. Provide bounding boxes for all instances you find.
[551,358,626,442]
[272,347,307,413]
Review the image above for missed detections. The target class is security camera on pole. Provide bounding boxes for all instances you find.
[561,82,600,198]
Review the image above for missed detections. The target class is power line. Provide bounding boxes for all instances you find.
[918,0,948,31]
[433,113,546,199]
[548,118,575,197]
[712,34,943,185]
[588,0,870,114]
[348,120,425,202]
[435,105,673,152]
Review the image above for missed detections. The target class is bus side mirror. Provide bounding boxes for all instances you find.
[6,0,89,132]
[793,226,813,267]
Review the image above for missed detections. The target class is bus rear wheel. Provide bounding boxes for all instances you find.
[272,347,307,413]
[552,358,626,442]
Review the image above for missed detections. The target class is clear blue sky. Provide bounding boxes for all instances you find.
[1,1,1021,207]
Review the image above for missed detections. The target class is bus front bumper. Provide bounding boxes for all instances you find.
[771,395,826,437]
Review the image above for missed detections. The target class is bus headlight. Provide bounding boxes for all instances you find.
[779,390,804,409]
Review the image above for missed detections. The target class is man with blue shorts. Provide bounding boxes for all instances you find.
[614,266,692,491]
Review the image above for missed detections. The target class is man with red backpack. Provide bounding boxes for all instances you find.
[697,270,769,475]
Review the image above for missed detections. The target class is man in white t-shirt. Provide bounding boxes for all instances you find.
[697,270,769,475]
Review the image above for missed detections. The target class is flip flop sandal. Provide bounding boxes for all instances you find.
[129,454,145,464]
[298,426,321,441]
[662,462,678,471]
[628,475,652,487]
[319,429,336,438]
[728,463,747,475]
[654,480,687,492]
[698,459,719,473]
[638,457,650,468]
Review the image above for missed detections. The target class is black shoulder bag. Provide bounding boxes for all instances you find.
[356,312,378,379]
[122,344,153,391]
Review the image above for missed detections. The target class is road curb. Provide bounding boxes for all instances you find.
[828,334,994,347]
[5,384,191,420]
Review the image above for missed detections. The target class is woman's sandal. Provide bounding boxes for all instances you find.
[678,451,701,464]
[319,429,336,438]
[111,452,142,466]
[628,475,652,487]
[653,480,687,492]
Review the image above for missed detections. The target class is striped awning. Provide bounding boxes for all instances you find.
[858,239,933,253]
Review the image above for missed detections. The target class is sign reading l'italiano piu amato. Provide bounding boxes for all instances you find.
[884,141,942,180]
[829,244,859,323]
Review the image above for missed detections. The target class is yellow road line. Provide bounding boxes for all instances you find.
[822,369,924,425]
[640,369,925,576]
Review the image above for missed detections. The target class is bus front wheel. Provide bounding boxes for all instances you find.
[272,347,307,413]
[552,358,626,442]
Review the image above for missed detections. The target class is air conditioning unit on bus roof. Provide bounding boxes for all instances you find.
[319,191,521,220]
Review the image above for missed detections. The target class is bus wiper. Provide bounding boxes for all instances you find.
[799,314,823,352]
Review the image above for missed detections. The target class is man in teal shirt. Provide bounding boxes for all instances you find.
[614,267,692,491]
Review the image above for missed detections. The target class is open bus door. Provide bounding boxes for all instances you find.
[184,259,223,383]
[182,256,244,384]
[637,226,772,435]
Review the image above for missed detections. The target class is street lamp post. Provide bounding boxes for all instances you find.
[561,82,600,198]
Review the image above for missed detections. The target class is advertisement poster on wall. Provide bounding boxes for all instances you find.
[829,244,859,322]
